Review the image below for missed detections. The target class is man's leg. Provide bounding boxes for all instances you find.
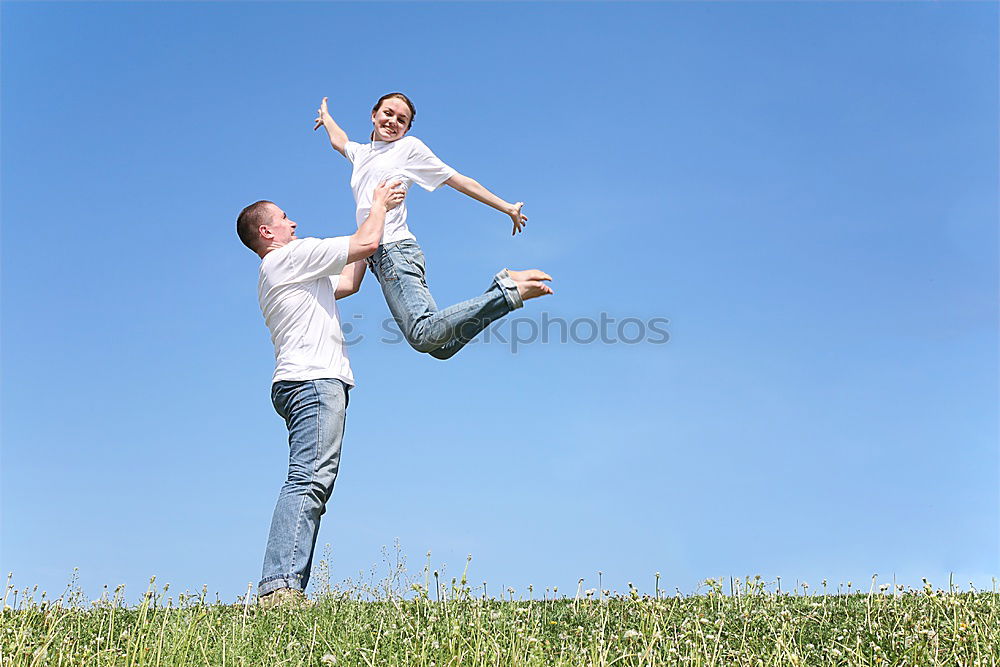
[259,379,347,597]
[369,241,551,360]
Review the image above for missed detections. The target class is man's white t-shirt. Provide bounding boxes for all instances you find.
[258,237,354,387]
[344,136,456,245]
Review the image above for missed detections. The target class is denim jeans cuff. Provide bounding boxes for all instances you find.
[494,269,523,310]
[258,574,303,597]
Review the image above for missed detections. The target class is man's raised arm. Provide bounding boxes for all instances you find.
[337,181,403,298]
[334,260,367,300]
[345,181,403,264]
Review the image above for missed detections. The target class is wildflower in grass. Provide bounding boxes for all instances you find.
[321,654,337,665]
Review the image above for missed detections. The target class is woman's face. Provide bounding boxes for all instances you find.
[371,98,412,142]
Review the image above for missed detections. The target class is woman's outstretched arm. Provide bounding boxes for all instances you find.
[444,173,527,235]
[313,97,350,157]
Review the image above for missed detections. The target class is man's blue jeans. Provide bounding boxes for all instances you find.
[259,378,347,596]
[368,239,517,360]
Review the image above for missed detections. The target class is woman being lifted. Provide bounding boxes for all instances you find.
[314,93,552,360]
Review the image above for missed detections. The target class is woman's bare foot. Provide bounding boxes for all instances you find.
[506,269,553,300]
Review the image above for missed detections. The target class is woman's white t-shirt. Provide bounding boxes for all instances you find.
[344,136,457,244]
[258,237,354,387]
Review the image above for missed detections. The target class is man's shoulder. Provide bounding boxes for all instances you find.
[273,237,349,262]
[263,238,306,257]
[261,239,310,270]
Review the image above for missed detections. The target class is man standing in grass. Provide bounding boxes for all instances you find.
[236,181,403,608]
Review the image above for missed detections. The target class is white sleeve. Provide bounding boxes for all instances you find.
[281,237,350,283]
[343,140,362,163]
[403,137,458,191]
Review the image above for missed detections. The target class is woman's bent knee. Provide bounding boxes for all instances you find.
[405,334,441,354]
[403,324,451,354]
[428,345,460,361]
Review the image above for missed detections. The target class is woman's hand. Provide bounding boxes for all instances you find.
[508,202,528,235]
[313,97,331,131]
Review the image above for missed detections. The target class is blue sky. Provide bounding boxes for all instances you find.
[2,1,997,602]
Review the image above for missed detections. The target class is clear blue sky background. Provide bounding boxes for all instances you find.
[2,2,997,602]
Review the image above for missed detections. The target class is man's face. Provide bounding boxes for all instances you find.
[261,204,297,246]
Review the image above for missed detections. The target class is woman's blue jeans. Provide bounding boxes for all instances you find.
[259,378,347,596]
[367,239,518,360]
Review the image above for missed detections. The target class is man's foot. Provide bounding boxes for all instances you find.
[506,269,553,301]
[258,587,312,610]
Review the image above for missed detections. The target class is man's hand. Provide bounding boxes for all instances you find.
[508,202,528,235]
[373,180,405,211]
[348,180,401,263]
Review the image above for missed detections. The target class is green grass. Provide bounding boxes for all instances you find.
[3,570,998,666]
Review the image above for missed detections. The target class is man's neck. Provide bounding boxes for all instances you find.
[258,240,289,259]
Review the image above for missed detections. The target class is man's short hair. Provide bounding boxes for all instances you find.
[236,200,275,252]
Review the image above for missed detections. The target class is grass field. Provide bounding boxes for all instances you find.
[2,568,998,666]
